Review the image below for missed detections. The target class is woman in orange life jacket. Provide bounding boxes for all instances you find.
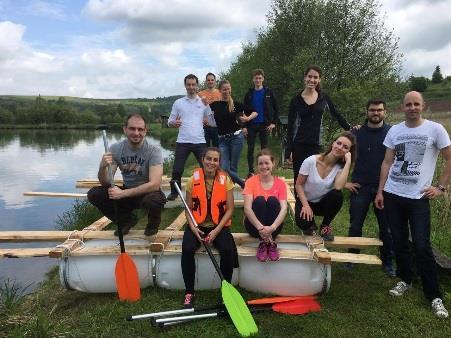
[243,149,288,262]
[181,147,238,308]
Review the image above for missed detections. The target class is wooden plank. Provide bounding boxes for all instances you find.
[24,192,87,198]
[328,252,382,265]
[0,248,52,258]
[0,230,381,248]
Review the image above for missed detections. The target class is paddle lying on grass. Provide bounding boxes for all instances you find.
[153,298,321,328]
[99,126,140,302]
[127,295,310,321]
[174,182,258,337]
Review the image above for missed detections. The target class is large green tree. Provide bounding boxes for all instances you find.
[223,0,403,137]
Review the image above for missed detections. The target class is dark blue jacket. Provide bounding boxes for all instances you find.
[243,86,279,126]
[352,122,391,184]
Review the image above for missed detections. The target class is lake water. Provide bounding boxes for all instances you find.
[0,129,171,292]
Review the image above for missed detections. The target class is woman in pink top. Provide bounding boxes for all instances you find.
[243,149,287,261]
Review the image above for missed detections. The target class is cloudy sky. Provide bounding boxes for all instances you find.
[0,0,450,99]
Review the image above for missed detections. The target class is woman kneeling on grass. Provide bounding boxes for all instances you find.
[181,147,238,308]
[243,149,287,262]
[295,131,356,241]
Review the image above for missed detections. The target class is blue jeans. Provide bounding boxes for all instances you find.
[383,192,441,301]
[204,126,219,147]
[218,132,244,187]
[348,183,394,266]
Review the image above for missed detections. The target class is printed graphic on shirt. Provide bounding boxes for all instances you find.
[120,155,145,177]
[390,134,427,185]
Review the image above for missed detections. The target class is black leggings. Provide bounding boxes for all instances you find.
[244,196,283,240]
[181,225,238,294]
[295,189,343,230]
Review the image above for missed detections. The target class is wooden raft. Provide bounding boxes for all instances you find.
[7,176,381,266]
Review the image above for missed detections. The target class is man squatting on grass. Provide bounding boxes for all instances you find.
[88,114,167,237]
[375,91,451,319]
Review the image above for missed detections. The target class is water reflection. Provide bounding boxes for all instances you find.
[0,129,171,291]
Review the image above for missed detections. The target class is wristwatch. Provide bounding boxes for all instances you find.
[436,184,446,193]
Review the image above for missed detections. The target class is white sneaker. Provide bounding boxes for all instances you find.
[389,281,412,296]
[431,298,448,319]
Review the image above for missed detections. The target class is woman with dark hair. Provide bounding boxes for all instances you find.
[181,147,238,308]
[286,64,351,186]
[243,149,287,262]
[294,131,356,241]
[210,80,256,188]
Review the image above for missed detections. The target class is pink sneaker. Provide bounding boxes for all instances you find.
[268,242,280,261]
[256,241,268,262]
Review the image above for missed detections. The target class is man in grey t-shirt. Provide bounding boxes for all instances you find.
[88,114,166,236]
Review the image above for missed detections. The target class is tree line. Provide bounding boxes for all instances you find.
[0,95,179,126]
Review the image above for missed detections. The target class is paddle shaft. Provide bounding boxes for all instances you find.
[174,182,225,280]
[155,306,270,328]
[101,130,125,253]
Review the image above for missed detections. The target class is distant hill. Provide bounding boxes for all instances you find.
[0,94,183,126]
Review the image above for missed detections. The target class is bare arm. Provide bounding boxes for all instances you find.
[97,152,118,186]
[422,145,451,199]
[295,174,314,221]
[334,152,352,190]
[374,148,395,209]
[271,199,287,229]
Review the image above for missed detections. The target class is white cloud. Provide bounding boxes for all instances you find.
[382,0,451,77]
[0,21,26,60]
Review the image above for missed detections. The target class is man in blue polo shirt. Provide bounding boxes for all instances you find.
[242,69,279,177]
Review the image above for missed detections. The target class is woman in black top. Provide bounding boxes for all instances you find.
[286,64,351,185]
[210,80,257,188]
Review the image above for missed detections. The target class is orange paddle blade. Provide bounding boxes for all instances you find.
[272,298,321,315]
[248,295,315,305]
[115,253,141,302]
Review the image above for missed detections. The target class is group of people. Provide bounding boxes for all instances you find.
[87,65,450,319]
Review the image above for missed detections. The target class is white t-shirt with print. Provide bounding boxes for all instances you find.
[299,155,342,202]
[383,119,450,199]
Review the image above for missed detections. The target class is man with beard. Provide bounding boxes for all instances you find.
[345,99,394,276]
[88,114,166,237]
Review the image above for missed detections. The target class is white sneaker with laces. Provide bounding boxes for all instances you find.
[389,281,412,296]
[431,298,448,319]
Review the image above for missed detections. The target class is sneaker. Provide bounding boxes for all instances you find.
[382,264,396,278]
[256,241,268,262]
[268,242,280,261]
[320,224,334,241]
[389,281,412,297]
[431,298,449,319]
[144,224,158,236]
[183,293,195,308]
[166,192,178,201]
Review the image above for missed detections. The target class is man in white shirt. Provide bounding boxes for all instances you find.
[375,91,451,319]
[167,74,211,200]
